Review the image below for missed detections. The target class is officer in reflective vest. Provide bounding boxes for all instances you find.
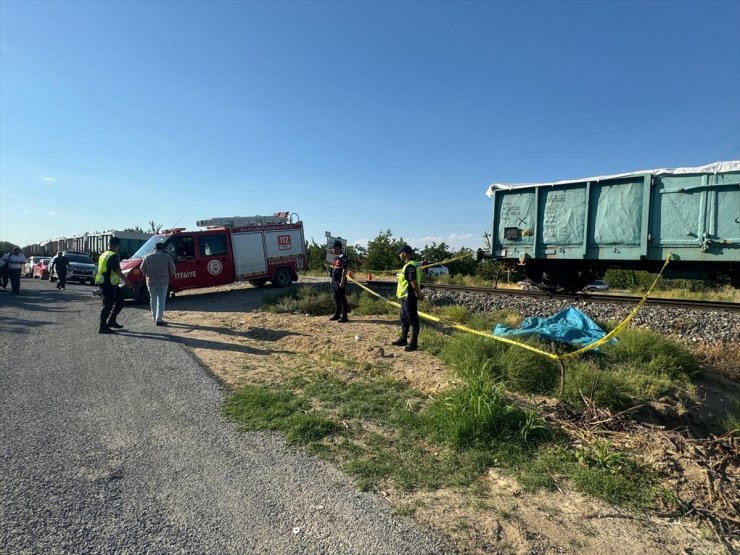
[391,244,424,351]
[96,237,133,334]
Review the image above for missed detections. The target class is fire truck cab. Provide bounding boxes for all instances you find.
[121,213,306,302]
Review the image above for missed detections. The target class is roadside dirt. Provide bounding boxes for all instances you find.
[160,282,733,554]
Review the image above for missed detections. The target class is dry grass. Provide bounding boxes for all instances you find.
[692,341,740,382]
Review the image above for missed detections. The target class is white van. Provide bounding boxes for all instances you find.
[427,265,449,277]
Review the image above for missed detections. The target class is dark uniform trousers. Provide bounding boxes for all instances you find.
[400,296,420,339]
[331,280,349,318]
[100,283,124,324]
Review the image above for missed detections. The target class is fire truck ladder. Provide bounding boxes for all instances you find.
[196,212,293,228]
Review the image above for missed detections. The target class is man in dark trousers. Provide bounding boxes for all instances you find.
[95,237,133,334]
[392,244,424,351]
[49,251,70,290]
[329,239,350,323]
[6,247,27,295]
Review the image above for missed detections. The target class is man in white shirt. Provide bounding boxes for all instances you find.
[6,247,27,295]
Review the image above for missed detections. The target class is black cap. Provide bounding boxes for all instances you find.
[398,244,413,255]
[333,239,343,248]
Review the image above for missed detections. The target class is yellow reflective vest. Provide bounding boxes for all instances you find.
[396,260,421,299]
[95,250,120,285]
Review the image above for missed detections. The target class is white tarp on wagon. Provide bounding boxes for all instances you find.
[486,160,740,197]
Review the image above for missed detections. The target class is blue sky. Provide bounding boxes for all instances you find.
[1,0,739,251]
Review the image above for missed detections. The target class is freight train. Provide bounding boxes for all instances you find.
[481,161,740,292]
[23,231,153,260]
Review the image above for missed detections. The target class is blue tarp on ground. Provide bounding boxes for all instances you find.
[492,307,614,348]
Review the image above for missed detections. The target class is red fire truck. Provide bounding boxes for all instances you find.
[120,213,307,302]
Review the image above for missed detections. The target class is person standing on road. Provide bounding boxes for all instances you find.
[5,247,27,295]
[391,245,423,351]
[329,239,350,323]
[140,242,176,326]
[95,237,133,334]
[0,251,8,290]
[49,251,70,290]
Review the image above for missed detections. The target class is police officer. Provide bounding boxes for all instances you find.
[329,239,349,323]
[392,245,424,351]
[96,237,133,334]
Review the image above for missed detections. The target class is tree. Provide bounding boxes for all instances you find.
[448,247,479,276]
[346,244,366,272]
[124,226,144,233]
[147,221,163,234]
[0,240,19,253]
[365,230,405,271]
[420,242,452,264]
[305,239,329,273]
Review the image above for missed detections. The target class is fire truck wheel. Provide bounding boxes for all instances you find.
[272,268,292,288]
[248,278,268,287]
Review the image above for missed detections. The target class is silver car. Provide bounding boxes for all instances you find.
[50,251,98,285]
[584,280,609,292]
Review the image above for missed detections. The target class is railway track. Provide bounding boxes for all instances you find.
[358,280,740,313]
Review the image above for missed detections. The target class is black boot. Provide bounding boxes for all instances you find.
[329,314,340,321]
[404,331,419,352]
[107,319,124,329]
[98,322,115,334]
[391,329,408,346]
[338,312,349,323]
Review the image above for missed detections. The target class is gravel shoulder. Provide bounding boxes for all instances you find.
[0,279,450,554]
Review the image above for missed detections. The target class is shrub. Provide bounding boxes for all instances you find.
[500,342,559,394]
[297,290,334,315]
[425,374,534,449]
[352,292,395,315]
[441,305,472,324]
[561,359,631,410]
[439,334,508,381]
[603,329,701,379]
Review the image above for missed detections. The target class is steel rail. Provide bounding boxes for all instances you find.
[356,280,740,313]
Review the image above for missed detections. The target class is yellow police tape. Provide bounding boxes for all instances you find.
[347,255,672,362]
[356,252,474,277]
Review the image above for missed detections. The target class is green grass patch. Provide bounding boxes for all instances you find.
[434,323,701,411]
[223,385,340,444]
[602,328,701,379]
[262,285,332,315]
[518,442,662,511]
[350,291,396,316]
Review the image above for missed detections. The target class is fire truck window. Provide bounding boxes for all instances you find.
[164,241,176,259]
[199,234,227,257]
[176,237,195,260]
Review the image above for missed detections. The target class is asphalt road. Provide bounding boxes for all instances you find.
[0,279,450,554]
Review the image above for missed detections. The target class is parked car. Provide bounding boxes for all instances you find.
[49,251,97,285]
[23,256,45,277]
[32,258,52,279]
[584,279,609,292]
[517,279,540,291]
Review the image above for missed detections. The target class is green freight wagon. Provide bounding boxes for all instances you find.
[483,161,740,291]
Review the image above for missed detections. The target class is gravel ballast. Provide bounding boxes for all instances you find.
[420,289,740,344]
